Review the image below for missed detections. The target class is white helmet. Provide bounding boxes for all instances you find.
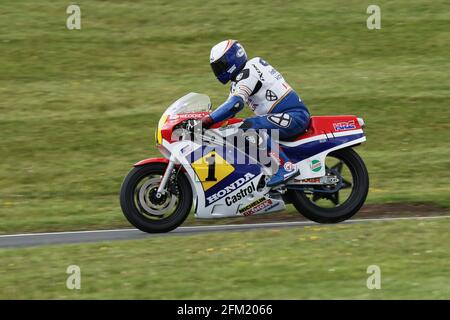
[210,40,247,84]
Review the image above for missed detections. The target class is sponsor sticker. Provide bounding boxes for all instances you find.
[283,161,295,172]
[252,64,265,81]
[310,159,322,172]
[170,113,205,120]
[180,145,194,155]
[206,172,256,205]
[236,44,245,58]
[225,182,256,206]
[300,177,321,184]
[268,113,291,128]
[333,120,356,131]
[259,58,269,66]
[227,64,237,74]
[238,197,273,216]
[265,89,278,101]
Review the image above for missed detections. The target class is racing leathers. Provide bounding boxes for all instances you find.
[204,57,311,187]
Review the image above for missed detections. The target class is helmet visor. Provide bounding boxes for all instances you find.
[210,55,229,79]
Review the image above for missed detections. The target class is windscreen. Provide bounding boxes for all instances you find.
[164,92,211,116]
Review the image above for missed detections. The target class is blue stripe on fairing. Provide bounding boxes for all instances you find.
[185,145,261,206]
[281,133,365,163]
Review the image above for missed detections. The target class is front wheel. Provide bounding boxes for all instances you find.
[287,148,369,223]
[120,163,192,233]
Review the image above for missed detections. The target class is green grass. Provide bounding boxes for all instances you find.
[0,0,449,233]
[1,218,449,299]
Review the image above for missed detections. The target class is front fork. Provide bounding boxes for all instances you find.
[155,158,176,198]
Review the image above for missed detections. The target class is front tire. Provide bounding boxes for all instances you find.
[288,148,369,223]
[120,163,192,233]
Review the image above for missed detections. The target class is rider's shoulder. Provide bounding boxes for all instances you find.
[246,57,270,67]
[247,57,260,64]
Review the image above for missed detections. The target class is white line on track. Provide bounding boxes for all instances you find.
[1,214,449,238]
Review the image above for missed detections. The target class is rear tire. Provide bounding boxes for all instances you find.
[288,148,369,223]
[120,163,192,233]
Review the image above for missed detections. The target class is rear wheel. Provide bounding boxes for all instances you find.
[120,163,192,233]
[288,148,369,223]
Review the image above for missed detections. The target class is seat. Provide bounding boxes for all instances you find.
[280,115,360,143]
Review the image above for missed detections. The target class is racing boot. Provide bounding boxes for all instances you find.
[266,141,299,187]
[266,161,299,187]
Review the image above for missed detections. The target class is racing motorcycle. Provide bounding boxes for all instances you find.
[120,93,369,233]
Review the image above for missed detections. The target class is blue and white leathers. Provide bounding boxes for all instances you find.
[209,55,311,186]
[212,56,310,139]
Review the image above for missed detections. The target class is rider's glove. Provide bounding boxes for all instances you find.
[200,115,214,129]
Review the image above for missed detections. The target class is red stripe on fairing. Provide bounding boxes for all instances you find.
[290,115,363,142]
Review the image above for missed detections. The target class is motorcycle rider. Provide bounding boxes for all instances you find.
[201,40,311,187]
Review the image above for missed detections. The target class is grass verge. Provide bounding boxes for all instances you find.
[1,218,449,299]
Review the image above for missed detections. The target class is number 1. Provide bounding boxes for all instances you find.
[206,154,217,181]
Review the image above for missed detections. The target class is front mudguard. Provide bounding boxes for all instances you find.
[134,157,169,167]
[133,157,186,173]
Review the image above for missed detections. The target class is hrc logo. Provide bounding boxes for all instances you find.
[333,120,356,131]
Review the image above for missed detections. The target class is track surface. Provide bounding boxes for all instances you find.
[1,215,449,248]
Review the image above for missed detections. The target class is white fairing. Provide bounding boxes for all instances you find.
[291,134,367,181]
[162,137,286,219]
[158,93,365,219]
